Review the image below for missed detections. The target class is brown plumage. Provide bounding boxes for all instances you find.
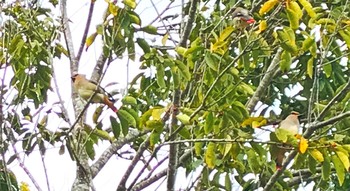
[275,111,300,170]
[71,74,118,112]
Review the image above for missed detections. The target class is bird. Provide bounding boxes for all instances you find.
[230,7,255,29]
[71,74,118,112]
[274,111,300,170]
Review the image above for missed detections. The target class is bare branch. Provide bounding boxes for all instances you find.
[179,0,199,47]
[76,1,95,62]
[133,150,193,191]
[246,48,282,113]
[117,138,150,191]
[90,130,145,177]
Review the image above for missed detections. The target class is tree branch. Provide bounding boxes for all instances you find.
[263,111,350,190]
[317,78,350,121]
[133,149,193,191]
[246,48,282,113]
[76,0,95,62]
[117,137,150,191]
[90,130,145,177]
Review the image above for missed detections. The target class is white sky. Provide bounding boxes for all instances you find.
[7,0,182,190]
[4,0,321,190]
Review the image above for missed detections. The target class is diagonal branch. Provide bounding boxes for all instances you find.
[246,48,282,113]
[76,1,95,62]
[263,110,350,190]
[90,130,146,177]
[117,137,150,191]
[317,78,350,121]
[132,149,193,191]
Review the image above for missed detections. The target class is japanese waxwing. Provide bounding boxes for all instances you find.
[275,111,300,170]
[71,74,118,112]
[230,7,255,29]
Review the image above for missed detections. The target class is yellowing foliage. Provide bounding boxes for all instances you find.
[299,137,308,154]
[259,0,280,15]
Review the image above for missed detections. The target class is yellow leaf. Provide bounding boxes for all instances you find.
[20,182,30,191]
[309,149,324,162]
[338,30,350,49]
[85,32,97,51]
[205,142,216,168]
[316,18,336,26]
[288,1,303,19]
[241,116,267,127]
[286,8,299,30]
[259,0,280,15]
[162,33,169,46]
[256,20,267,34]
[175,46,187,56]
[299,137,308,154]
[342,19,350,26]
[108,2,119,16]
[298,0,316,18]
[336,149,350,170]
[218,26,234,42]
[123,0,136,9]
[307,57,314,78]
[152,108,165,120]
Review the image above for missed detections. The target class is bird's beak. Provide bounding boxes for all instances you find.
[245,18,255,24]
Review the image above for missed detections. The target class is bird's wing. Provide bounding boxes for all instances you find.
[87,80,116,102]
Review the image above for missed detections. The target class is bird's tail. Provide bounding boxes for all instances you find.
[103,96,118,112]
[275,149,285,171]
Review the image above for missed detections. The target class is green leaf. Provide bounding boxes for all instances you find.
[331,154,345,186]
[176,114,191,125]
[205,142,216,168]
[323,63,332,78]
[336,149,350,170]
[156,64,166,88]
[136,38,150,53]
[145,120,163,131]
[121,96,138,106]
[247,149,260,174]
[140,25,158,35]
[150,131,161,146]
[204,112,214,134]
[322,155,331,180]
[205,52,218,71]
[110,116,121,139]
[308,154,316,174]
[85,138,95,160]
[225,173,232,191]
[302,36,315,51]
[118,109,137,127]
[175,60,191,81]
[275,128,292,142]
[280,50,291,72]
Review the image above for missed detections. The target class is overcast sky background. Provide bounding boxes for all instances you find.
[7,0,183,190]
[4,0,321,190]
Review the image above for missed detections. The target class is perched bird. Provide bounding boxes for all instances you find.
[231,7,255,29]
[71,74,118,112]
[274,111,300,170]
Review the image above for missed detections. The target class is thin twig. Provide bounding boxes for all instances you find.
[76,0,95,62]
